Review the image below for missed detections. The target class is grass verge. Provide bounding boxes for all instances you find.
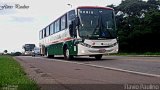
[111,52,160,56]
[0,55,38,90]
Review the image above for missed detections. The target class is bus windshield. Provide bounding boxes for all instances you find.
[78,8,117,39]
[23,44,35,51]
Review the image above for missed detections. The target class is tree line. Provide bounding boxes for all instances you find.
[108,0,160,53]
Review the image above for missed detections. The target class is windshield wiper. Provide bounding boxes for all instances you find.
[104,28,114,39]
[91,14,101,37]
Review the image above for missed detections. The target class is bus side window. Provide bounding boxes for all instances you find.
[43,29,46,37]
[39,30,42,39]
[50,23,55,35]
[61,14,67,30]
[46,26,50,36]
[55,20,60,33]
[42,30,43,38]
[53,23,55,33]
[68,10,75,26]
[54,22,56,32]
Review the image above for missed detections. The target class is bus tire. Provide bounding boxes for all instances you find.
[95,55,102,60]
[64,48,73,60]
[46,51,49,58]
[46,50,54,58]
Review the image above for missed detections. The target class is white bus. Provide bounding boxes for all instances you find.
[39,6,118,60]
[23,44,35,56]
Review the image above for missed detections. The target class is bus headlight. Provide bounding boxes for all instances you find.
[74,39,83,44]
[111,42,118,47]
[81,43,92,48]
[81,50,85,53]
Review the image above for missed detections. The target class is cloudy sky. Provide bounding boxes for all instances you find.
[0,0,123,53]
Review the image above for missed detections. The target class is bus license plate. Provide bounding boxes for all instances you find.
[99,49,106,53]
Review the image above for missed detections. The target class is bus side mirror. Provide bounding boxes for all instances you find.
[69,24,73,37]
[75,17,80,26]
[69,22,76,37]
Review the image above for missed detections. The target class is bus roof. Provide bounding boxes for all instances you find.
[77,6,113,10]
[39,6,113,32]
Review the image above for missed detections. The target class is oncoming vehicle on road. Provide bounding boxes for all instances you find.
[23,44,35,56]
[39,6,118,60]
[32,47,41,56]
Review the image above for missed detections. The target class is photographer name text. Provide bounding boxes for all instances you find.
[0,4,29,10]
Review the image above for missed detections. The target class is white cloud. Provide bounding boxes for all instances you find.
[0,9,17,15]
[11,16,35,23]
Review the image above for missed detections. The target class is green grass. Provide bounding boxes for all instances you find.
[0,55,38,90]
[111,52,160,56]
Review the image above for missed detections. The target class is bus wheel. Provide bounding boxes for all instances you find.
[64,48,73,60]
[46,51,54,58]
[46,51,50,58]
[95,55,102,60]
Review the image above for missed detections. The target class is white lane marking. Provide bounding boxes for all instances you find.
[48,59,160,78]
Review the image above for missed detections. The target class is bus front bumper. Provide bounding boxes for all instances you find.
[77,44,118,56]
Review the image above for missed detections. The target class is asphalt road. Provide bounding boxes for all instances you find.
[74,56,160,75]
[15,56,160,90]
